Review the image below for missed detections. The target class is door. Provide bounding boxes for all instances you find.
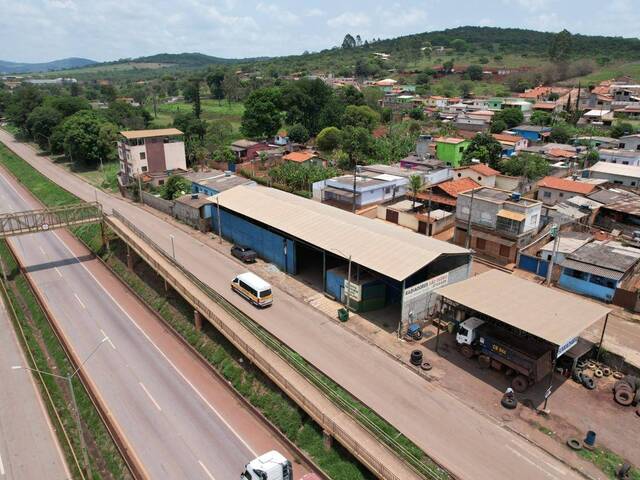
[386,209,399,223]
[418,221,427,234]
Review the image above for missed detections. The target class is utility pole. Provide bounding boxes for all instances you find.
[464,187,476,250]
[546,223,560,286]
[426,185,432,236]
[352,164,358,213]
[216,195,222,244]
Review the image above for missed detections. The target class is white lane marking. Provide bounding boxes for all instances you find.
[39,246,46,255]
[50,230,257,457]
[506,444,566,478]
[198,460,216,480]
[139,382,162,412]
[0,451,5,475]
[73,293,86,309]
[54,267,63,278]
[100,329,116,350]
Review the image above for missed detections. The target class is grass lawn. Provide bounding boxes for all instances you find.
[567,61,640,84]
[151,99,244,132]
[73,161,120,192]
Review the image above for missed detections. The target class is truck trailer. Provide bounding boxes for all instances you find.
[456,317,554,392]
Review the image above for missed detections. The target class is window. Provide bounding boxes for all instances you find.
[140,152,146,160]
[632,182,637,187]
[141,166,148,172]
[457,173,462,177]
[499,244,510,257]
[158,179,165,185]
[558,192,564,197]
[459,147,464,153]
[476,238,486,250]
[543,191,551,198]
[531,214,538,224]
[478,176,482,181]
[385,187,391,194]
[567,268,588,280]
[623,161,629,165]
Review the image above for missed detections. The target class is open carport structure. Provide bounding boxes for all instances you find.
[435,270,611,401]
[209,185,471,331]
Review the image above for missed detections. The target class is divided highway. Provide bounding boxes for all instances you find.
[0,130,584,479]
[0,167,313,479]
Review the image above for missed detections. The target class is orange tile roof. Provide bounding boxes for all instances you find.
[435,177,480,198]
[533,102,556,110]
[546,148,576,159]
[468,163,500,176]
[283,151,317,163]
[537,176,597,195]
[492,133,524,143]
[372,125,389,139]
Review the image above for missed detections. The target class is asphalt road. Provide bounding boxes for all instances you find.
[0,130,585,480]
[0,294,70,480]
[0,167,312,479]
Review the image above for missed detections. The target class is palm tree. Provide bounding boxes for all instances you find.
[409,174,423,209]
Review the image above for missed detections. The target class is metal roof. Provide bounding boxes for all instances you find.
[213,186,469,281]
[559,258,626,280]
[589,161,640,179]
[120,128,183,139]
[435,270,610,346]
[565,241,640,274]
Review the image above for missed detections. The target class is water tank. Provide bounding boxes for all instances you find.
[511,192,521,202]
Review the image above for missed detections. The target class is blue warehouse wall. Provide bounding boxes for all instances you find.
[211,209,296,273]
[559,269,617,302]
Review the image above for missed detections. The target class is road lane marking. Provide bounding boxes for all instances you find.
[50,231,258,457]
[73,293,86,309]
[54,267,63,277]
[139,382,162,411]
[506,444,566,478]
[0,451,4,475]
[198,460,216,480]
[39,246,46,255]
[100,329,116,350]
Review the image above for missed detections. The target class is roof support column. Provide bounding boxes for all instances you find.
[596,313,610,362]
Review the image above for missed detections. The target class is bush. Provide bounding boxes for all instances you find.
[316,126,342,152]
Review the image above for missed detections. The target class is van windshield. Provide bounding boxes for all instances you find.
[260,289,272,298]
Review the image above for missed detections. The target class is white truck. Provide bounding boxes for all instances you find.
[241,451,322,480]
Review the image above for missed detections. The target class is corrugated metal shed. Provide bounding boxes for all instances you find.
[435,270,610,346]
[559,259,625,280]
[213,186,469,281]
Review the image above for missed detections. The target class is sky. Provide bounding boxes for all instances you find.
[1,0,639,63]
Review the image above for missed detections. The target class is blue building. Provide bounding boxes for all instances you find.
[509,125,552,142]
[209,185,472,331]
[558,241,640,302]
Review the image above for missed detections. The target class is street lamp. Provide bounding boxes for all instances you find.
[12,336,109,478]
[169,234,176,259]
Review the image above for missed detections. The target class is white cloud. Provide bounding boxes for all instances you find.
[385,8,427,28]
[327,11,371,29]
[256,2,299,24]
[305,8,324,17]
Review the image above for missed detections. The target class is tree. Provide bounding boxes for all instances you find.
[161,175,191,200]
[222,72,242,103]
[342,34,356,49]
[205,119,233,152]
[340,125,371,167]
[492,108,523,129]
[105,101,151,129]
[58,110,117,166]
[69,82,81,97]
[451,38,468,53]
[500,153,550,180]
[5,85,43,130]
[462,133,503,168]
[490,119,507,134]
[241,87,282,138]
[408,107,424,120]
[409,174,423,208]
[530,111,552,126]
[26,106,62,149]
[337,85,364,106]
[206,68,225,100]
[342,105,380,131]
[45,95,91,118]
[99,84,117,103]
[288,123,310,143]
[183,77,202,118]
[549,29,573,62]
[131,87,148,106]
[442,60,454,74]
[460,82,472,99]
[316,127,342,152]
[610,122,635,138]
[466,64,483,81]
[381,108,392,123]
[549,122,573,143]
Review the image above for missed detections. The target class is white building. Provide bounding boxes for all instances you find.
[598,149,640,166]
[587,161,640,187]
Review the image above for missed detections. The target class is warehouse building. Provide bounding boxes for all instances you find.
[209,186,471,331]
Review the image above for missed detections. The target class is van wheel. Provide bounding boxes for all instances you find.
[460,345,474,359]
[512,375,529,393]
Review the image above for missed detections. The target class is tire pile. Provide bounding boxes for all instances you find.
[613,375,640,415]
[572,360,614,391]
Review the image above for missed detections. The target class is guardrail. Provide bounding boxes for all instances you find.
[109,210,451,480]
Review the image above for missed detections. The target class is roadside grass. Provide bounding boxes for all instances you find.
[0,240,130,480]
[72,161,120,192]
[578,447,640,480]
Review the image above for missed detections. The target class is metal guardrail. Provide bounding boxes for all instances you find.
[109,210,451,480]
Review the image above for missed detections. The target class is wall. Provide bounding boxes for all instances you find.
[589,171,640,187]
[145,137,167,173]
[141,191,173,215]
[453,169,496,187]
[425,167,453,185]
[211,209,296,273]
[559,269,617,302]
[495,175,521,191]
[173,202,206,231]
[537,187,579,206]
[164,141,187,171]
[518,254,549,277]
[456,195,501,229]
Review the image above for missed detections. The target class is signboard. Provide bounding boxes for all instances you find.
[343,280,362,302]
[557,336,578,358]
[403,272,449,301]
[544,387,552,399]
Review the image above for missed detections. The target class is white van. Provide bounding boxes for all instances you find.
[231,272,273,307]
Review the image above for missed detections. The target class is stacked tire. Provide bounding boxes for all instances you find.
[613,376,640,407]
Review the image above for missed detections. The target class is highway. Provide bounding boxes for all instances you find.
[0,166,313,479]
[0,294,70,480]
[0,129,584,479]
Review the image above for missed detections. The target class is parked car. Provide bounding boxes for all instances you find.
[231,245,257,263]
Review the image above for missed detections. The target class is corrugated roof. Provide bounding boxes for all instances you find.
[560,258,626,281]
[537,176,597,195]
[436,178,479,198]
[120,128,183,139]
[589,161,640,178]
[435,270,610,346]
[213,186,468,281]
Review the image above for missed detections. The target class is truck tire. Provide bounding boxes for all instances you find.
[460,345,474,359]
[567,438,582,450]
[582,376,596,390]
[410,350,423,366]
[512,375,529,393]
[602,367,612,377]
[614,380,630,392]
[594,369,604,378]
[501,396,517,409]
[634,389,640,406]
[478,354,491,369]
[615,388,634,406]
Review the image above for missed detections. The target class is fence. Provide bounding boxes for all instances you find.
[140,192,173,216]
[108,210,451,480]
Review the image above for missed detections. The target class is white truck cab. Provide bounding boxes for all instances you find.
[241,451,292,480]
[455,317,485,345]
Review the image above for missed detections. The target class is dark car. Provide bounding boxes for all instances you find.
[231,245,257,263]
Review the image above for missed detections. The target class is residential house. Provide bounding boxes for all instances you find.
[415,177,479,212]
[492,132,528,156]
[539,232,593,265]
[173,193,214,232]
[360,163,452,187]
[509,125,552,142]
[536,176,599,205]
[617,134,640,151]
[186,170,256,197]
[426,96,449,109]
[614,105,640,119]
[117,128,186,186]
[559,241,640,302]
[574,136,619,149]
[375,199,451,236]
[579,109,614,126]
[593,195,640,235]
[532,102,559,113]
[519,86,551,101]
[434,137,470,167]
[453,163,499,187]
[274,130,289,146]
[282,151,324,167]
[454,114,489,132]
[453,187,542,264]
[487,97,504,110]
[502,99,533,117]
[587,162,640,187]
[230,139,270,162]
[598,149,640,166]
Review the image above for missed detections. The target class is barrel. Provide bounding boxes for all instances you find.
[584,430,596,447]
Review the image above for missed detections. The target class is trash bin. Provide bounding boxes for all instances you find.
[338,308,349,322]
[584,430,596,447]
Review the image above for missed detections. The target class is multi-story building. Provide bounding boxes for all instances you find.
[453,187,542,263]
[118,128,186,185]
